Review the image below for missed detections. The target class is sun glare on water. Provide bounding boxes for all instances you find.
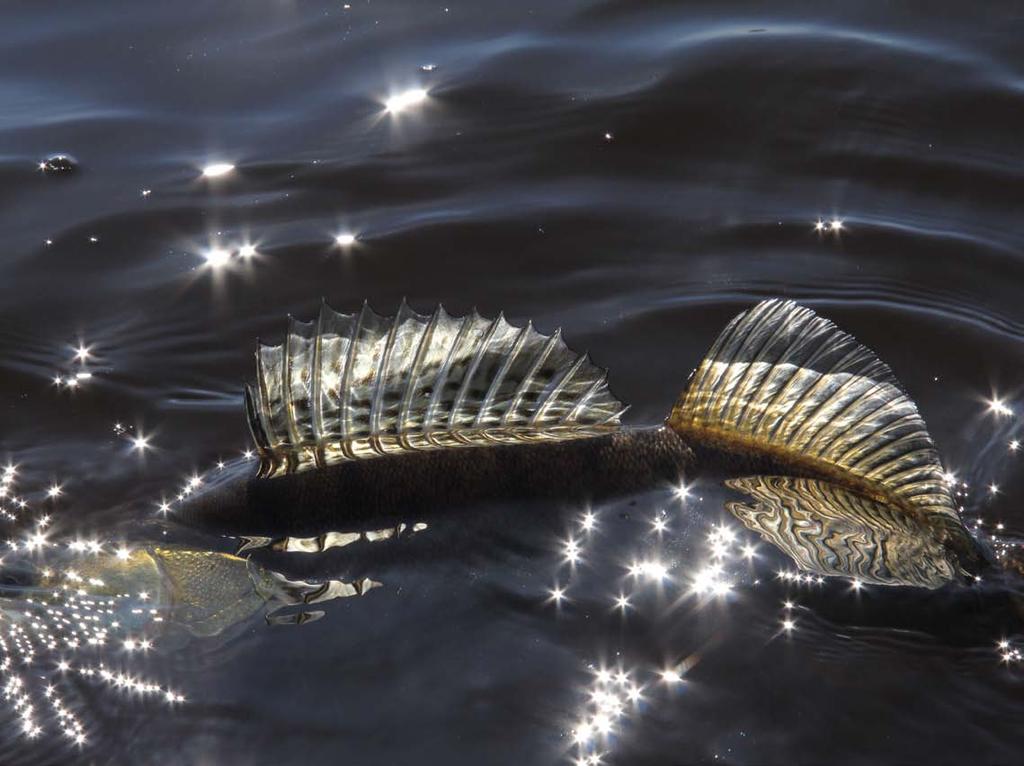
[384,88,428,113]
[200,162,235,179]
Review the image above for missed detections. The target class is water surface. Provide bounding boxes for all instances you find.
[2,1,1024,763]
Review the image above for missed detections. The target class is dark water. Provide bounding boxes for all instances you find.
[3,1,1024,763]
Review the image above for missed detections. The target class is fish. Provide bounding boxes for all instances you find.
[179,298,993,588]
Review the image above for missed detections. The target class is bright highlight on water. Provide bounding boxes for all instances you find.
[384,88,428,113]
[200,162,235,178]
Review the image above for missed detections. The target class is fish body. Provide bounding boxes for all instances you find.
[181,299,992,587]
[184,426,690,532]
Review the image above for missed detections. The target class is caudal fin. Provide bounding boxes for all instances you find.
[667,299,959,521]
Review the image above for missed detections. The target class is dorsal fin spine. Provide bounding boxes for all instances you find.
[369,299,408,437]
[255,344,277,446]
[565,371,606,423]
[282,317,303,448]
[611,404,631,423]
[310,301,328,450]
[450,312,502,430]
[397,305,444,443]
[244,384,269,450]
[475,321,531,428]
[338,303,368,438]
[423,313,472,430]
[531,353,588,426]
[502,328,561,426]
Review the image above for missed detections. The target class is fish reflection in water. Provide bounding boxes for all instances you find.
[558,481,1023,765]
[236,520,427,556]
[726,475,962,589]
[0,518,410,749]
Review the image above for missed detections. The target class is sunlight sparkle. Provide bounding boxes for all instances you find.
[384,88,428,113]
[201,163,234,178]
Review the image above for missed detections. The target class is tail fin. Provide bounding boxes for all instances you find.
[667,299,959,521]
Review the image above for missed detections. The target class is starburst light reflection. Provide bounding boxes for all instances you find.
[0,483,185,750]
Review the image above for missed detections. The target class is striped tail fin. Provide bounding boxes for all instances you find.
[667,299,959,521]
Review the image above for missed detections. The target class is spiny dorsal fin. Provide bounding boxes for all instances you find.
[668,299,958,520]
[725,476,960,588]
[247,303,626,477]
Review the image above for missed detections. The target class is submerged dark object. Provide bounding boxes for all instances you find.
[38,154,78,173]
[182,299,990,587]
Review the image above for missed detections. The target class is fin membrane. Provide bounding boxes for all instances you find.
[669,299,958,520]
[247,301,627,476]
[726,476,959,588]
